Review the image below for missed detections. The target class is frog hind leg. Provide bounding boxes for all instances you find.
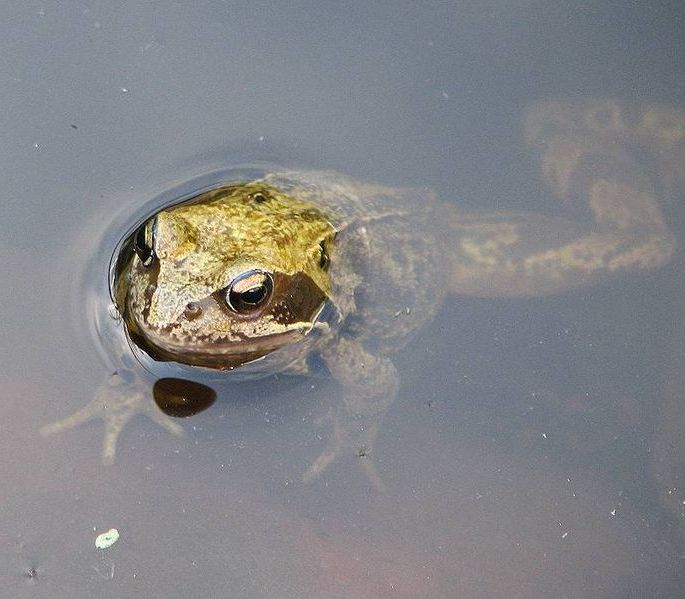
[446,122,676,298]
[303,337,398,492]
[40,372,185,464]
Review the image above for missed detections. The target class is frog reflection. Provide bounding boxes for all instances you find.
[42,99,682,487]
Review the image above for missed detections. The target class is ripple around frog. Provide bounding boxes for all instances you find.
[76,164,294,381]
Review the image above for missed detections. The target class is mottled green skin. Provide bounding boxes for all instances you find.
[41,99,683,486]
[119,182,338,372]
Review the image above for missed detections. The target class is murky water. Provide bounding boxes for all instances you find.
[1,2,684,597]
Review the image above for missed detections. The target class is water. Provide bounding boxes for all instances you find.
[1,1,684,597]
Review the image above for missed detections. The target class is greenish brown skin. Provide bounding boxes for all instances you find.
[41,99,683,488]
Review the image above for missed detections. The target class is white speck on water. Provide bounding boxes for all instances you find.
[121,87,128,93]
[95,528,120,549]
[610,508,616,516]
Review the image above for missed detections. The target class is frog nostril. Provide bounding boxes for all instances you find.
[184,302,202,320]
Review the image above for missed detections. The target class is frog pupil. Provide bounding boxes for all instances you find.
[240,286,267,305]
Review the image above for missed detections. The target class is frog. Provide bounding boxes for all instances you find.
[41,99,683,488]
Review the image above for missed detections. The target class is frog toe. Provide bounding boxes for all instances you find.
[303,442,339,482]
[355,449,386,492]
[148,407,186,437]
[304,442,385,492]
[40,404,99,437]
[101,420,124,466]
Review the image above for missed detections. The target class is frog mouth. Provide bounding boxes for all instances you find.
[127,300,333,371]
[122,268,336,370]
[130,323,315,369]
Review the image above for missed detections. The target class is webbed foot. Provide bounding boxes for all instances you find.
[40,372,184,464]
[302,407,385,492]
[303,409,385,492]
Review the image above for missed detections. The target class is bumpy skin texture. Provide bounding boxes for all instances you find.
[41,99,682,488]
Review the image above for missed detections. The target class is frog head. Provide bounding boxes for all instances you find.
[117,183,337,371]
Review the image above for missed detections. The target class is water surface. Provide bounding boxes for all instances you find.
[1,1,684,597]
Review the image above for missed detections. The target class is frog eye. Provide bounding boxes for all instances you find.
[250,191,269,204]
[224,270,274,314]
[133,217,157,267]
[318,241,330,270]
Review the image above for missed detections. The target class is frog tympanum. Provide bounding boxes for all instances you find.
[42,99,683,488]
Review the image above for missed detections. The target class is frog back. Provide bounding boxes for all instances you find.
[261,170,453,353]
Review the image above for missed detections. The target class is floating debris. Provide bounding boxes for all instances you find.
[95,528,120,549]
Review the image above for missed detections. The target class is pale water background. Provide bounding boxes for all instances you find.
[1,1,684,597]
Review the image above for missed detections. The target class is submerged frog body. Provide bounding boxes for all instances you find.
[42,99,683,486]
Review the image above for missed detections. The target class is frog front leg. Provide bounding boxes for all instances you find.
[40,371,184,464]
[304,336,398,491]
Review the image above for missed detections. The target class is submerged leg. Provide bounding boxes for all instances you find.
[40,371,184,464]
[448,100,678,298]
[304,337,398,491]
